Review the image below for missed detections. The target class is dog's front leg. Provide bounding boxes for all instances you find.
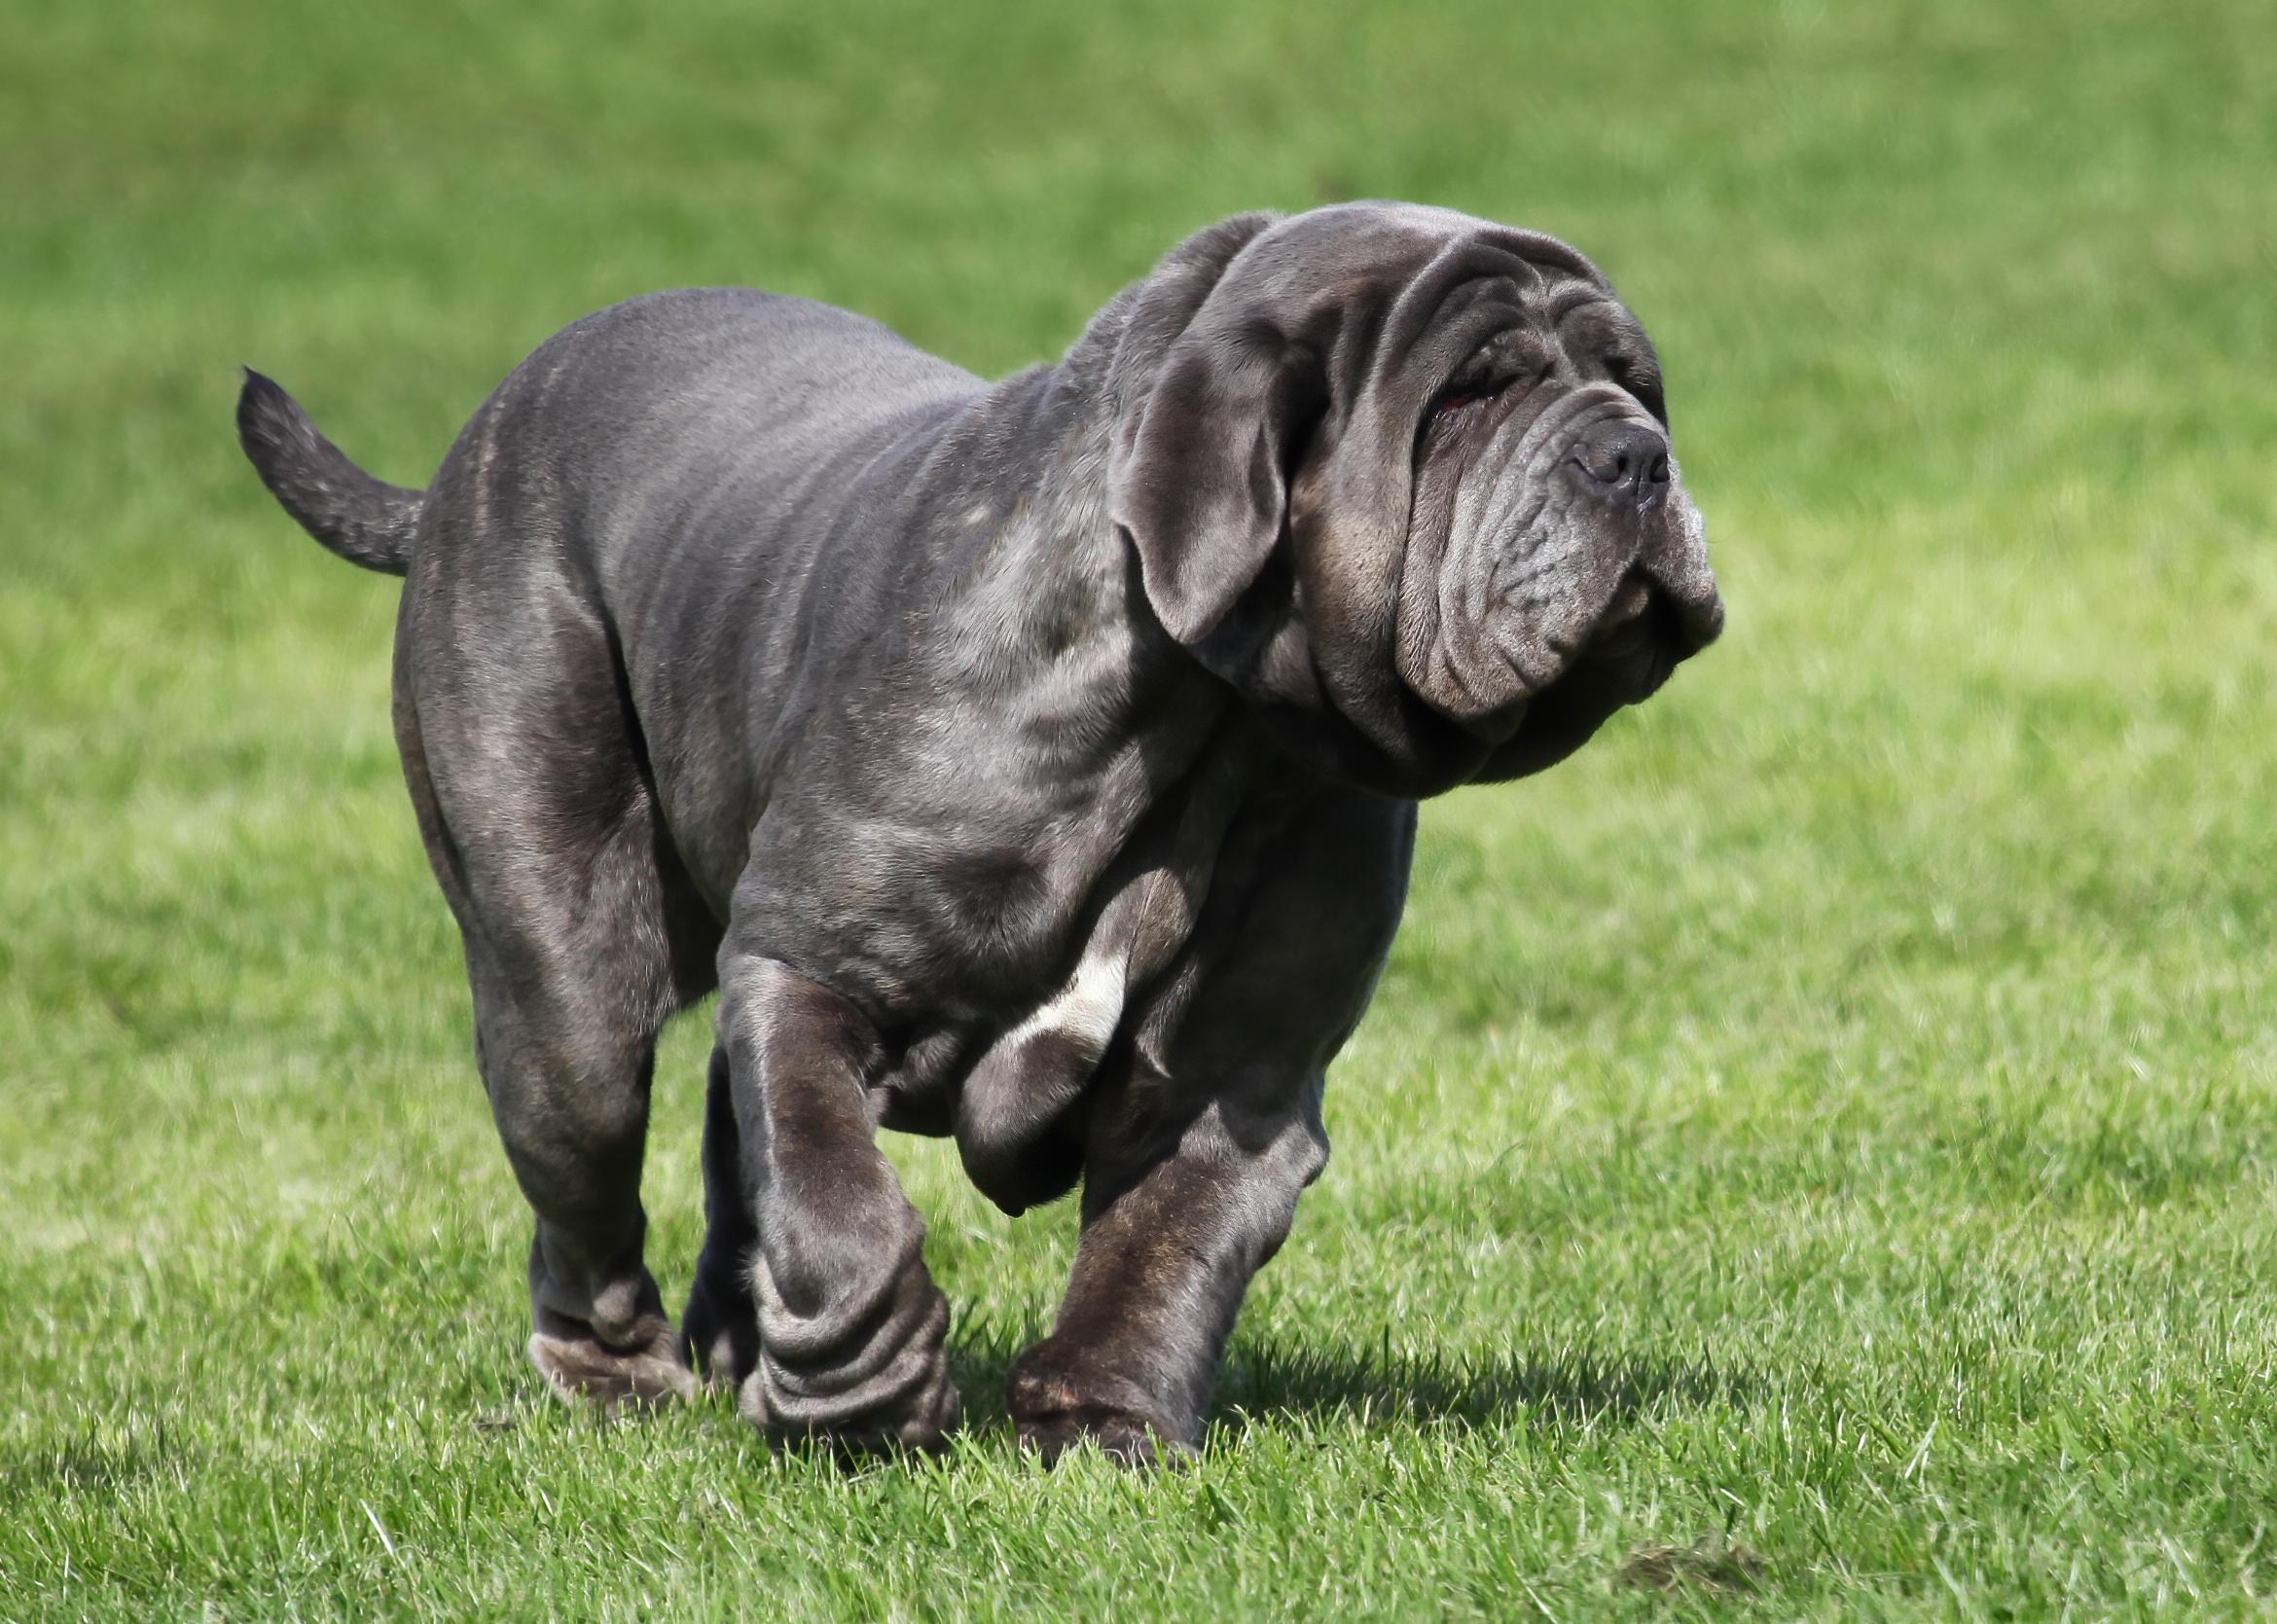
[1006,1077,1328,1465]
[713,951,959,1452]
[1007,785,1413,1465]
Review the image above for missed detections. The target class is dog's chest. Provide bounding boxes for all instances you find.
[877,734,1277,1214]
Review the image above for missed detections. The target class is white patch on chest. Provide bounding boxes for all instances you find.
[1002,946,1129,1064]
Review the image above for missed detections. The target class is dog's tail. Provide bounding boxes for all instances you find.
[235,369,422,575]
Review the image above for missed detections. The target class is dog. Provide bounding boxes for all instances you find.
[236,202,1723,1462]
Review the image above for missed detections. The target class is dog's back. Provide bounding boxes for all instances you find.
[238,287,979,592]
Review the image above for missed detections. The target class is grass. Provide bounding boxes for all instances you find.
[4,0,2275,1615]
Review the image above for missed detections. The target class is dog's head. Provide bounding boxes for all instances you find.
[1105,203,1723,796]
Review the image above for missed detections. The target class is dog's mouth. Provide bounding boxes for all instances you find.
[1581,569,1660,659]
[1571,567,1719,703]
[1461,563,1722,780]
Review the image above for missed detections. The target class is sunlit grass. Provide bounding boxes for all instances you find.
[4,0,2274,1615]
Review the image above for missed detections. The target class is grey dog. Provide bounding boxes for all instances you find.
[236,202,1722,1462]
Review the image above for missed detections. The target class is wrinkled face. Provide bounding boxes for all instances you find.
[1111,202,1724,796]
[1390,248,1724,775]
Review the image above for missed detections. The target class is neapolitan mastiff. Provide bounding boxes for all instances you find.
[236,202,1722,1462]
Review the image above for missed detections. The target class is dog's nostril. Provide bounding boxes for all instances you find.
[1570,421,1671,506]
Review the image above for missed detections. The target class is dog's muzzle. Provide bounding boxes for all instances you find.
[1559,417,1724,694]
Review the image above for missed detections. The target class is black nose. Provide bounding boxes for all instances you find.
[1568,420,1671,509]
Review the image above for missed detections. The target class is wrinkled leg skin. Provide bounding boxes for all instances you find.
[696,951,959,1452]
[1005,1083,1327,1465]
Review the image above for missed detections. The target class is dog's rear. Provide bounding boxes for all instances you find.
[235,370,422,575]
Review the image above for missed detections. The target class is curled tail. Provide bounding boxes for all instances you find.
[235,369,423,575]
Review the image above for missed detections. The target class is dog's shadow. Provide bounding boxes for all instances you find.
[946,1330,1753,1439]
[1219,1339,1753,1434]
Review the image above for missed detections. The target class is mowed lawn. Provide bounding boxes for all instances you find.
[5,0,2275,1616]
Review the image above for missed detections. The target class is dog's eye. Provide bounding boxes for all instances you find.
[1428,333,1546,431]
[1431,386,1499,417]
[1430,367,1514,420]
[1606,354,1667,423]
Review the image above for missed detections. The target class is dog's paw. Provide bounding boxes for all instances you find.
[1013,1406,1186,1468]
[529,1304,698,1412]
[737,1269,960,1455]
[742,1353,961,1459]
[1005,1343,1191,1468]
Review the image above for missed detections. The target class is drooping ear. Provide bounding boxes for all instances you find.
[1102,216,1327,645]
[1110,325,1326,643]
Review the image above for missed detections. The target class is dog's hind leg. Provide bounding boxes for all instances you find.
[394,580,720,1410]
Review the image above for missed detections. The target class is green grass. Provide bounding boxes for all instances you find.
[5,0,2275,1615]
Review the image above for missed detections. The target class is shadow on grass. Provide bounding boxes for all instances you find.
[943,1323,1753,1441]
[2,1422,179,1497]
[1211,1338,1755,1434]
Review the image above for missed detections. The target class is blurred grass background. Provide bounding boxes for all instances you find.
[4,0,2275,1616]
